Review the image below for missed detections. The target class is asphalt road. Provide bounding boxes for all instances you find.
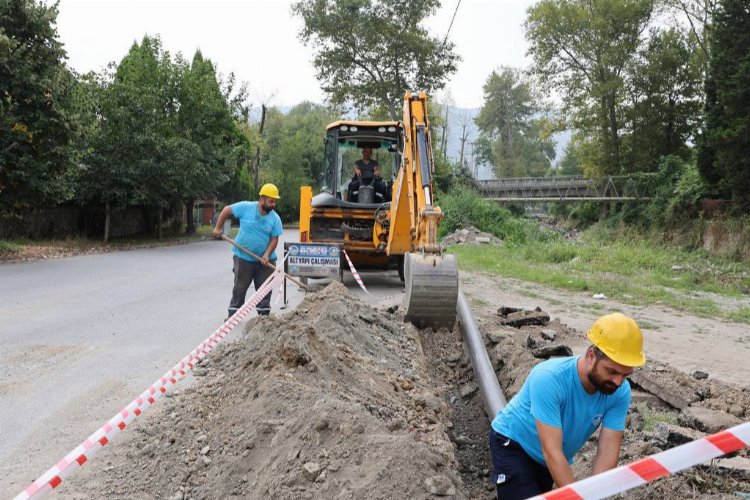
[0,229,404,495]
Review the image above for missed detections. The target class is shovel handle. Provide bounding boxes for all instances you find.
[219,234,313,292]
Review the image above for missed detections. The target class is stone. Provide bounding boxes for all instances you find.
[629,371,700,410]
[541,329,556,341]
[475,236,491,244]
[196,434,208,443]
[652,423,706,449]
[487,331,508,344]
[497,305,541,316]
[423,475,456,496]
[692,370,709,380]
[678,406,743,433]
[200,446,210,456]
[531,344,573,359]
[302,462,322,481]
[671,265,685,271]
[730,405,746,418]
[592,293,607,300]
[460,383,478,398]
[500,310,550,327]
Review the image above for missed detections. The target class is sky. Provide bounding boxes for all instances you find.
[54,0,538,109]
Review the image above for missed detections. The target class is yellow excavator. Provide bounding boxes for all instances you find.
[298,91,458,328]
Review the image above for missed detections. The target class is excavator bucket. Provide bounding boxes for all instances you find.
[403,252,459,329]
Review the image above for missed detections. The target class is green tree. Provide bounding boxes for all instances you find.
[292,0,460,119]
[623,28,703,171]
[526,0,653,175]
[0,0,76,215]
[697,0,750,212]
[557,141,582,176]
[262,102,338,220]
[176,50,246,233]
[83,36,181,241]
[474,68,555,178]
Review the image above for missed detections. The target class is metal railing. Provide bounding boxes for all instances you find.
[472,175,651,203]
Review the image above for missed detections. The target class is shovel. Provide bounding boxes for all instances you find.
[219,234,314,292]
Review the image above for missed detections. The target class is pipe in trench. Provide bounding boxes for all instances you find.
[456,289,507,419]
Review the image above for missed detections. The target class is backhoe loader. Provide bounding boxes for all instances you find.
[299,91,458,328]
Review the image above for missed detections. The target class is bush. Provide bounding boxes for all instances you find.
[0,240,23,253]
[437,186,559,244]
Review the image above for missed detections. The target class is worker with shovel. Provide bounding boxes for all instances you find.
[488,313,646,499]
[213,184,283,319]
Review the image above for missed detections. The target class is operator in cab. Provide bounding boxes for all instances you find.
[347,146,387,203]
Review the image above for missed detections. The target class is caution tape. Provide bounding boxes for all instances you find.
[342,249,369,295]
[14,268,285,500]
[530,420,750,500]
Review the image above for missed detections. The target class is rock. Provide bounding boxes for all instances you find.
[531,344,573,359]
[196,434,208,443]
[460,383,478,398]
[592,293,607,300]
[200,446,210,456]
[500,310,550,327]
[541,329,556,341]
[302,462,322,481]
[454,434,471,445]
[678,406,743,433]
[314,418,329,431]
[202,456,212,466]
[629,370,700,410]
[730,405,746,418]
[423,475,456,496]
[671,265,685,271]
[445,352,461,363]
[487,331,508,344]
[475,236,491,244]
[652,423,706,449]
[497,305,541,316]
[692,370,709,380]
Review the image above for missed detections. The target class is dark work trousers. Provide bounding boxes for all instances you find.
[227,255,275,319]
[489,428,554,499]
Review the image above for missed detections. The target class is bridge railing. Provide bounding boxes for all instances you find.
[471,175,653,202]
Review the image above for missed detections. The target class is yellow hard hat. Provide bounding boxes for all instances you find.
[587,313,646,367]
[259,183,280,199]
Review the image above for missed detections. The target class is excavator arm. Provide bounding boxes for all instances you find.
[387,91,458,329]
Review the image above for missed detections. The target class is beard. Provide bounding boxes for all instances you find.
[259,200,275,214]
[588,364,619,395]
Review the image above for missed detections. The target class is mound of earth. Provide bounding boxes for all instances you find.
[61,282,476,499]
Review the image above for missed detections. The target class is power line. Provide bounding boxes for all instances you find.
[442,0,462,47]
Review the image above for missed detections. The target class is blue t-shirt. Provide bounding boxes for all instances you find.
[491,356,630,466]
[230,201,283,262]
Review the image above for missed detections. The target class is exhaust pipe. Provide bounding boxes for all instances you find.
[456,290,507,419]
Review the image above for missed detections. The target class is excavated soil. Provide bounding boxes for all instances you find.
[58,279,750,498]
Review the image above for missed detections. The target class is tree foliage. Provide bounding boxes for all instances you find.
[474,68,555,178]
[292,0,460,119]
[697,0,750,211]
[0,0,76,215]
[526,0,654,175]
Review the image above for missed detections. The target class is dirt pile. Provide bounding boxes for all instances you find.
[479,305,750,498]
[61,282,475,499]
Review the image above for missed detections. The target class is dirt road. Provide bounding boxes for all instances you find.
[460,271,750,386]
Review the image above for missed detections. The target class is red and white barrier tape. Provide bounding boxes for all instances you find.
[14,268,284,500]
[530,420,750,500]
[342,249,369,295]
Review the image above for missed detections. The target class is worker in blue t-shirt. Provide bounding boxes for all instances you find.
[213,184,283,319]
[489,313,646,499]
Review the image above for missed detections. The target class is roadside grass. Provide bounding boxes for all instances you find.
[637,403,678,432]
[448,226,750,323]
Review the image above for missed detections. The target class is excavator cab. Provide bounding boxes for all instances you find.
[319,122,400,205]
[300,92,459,329]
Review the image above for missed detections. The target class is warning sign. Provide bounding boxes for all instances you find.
[285,243,341,279]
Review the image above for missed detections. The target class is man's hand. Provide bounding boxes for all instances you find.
[354,166,362,178]
[591,428,623,475]
[261,253,270,266]
[213,226,223,239]
[374,166,382,178]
